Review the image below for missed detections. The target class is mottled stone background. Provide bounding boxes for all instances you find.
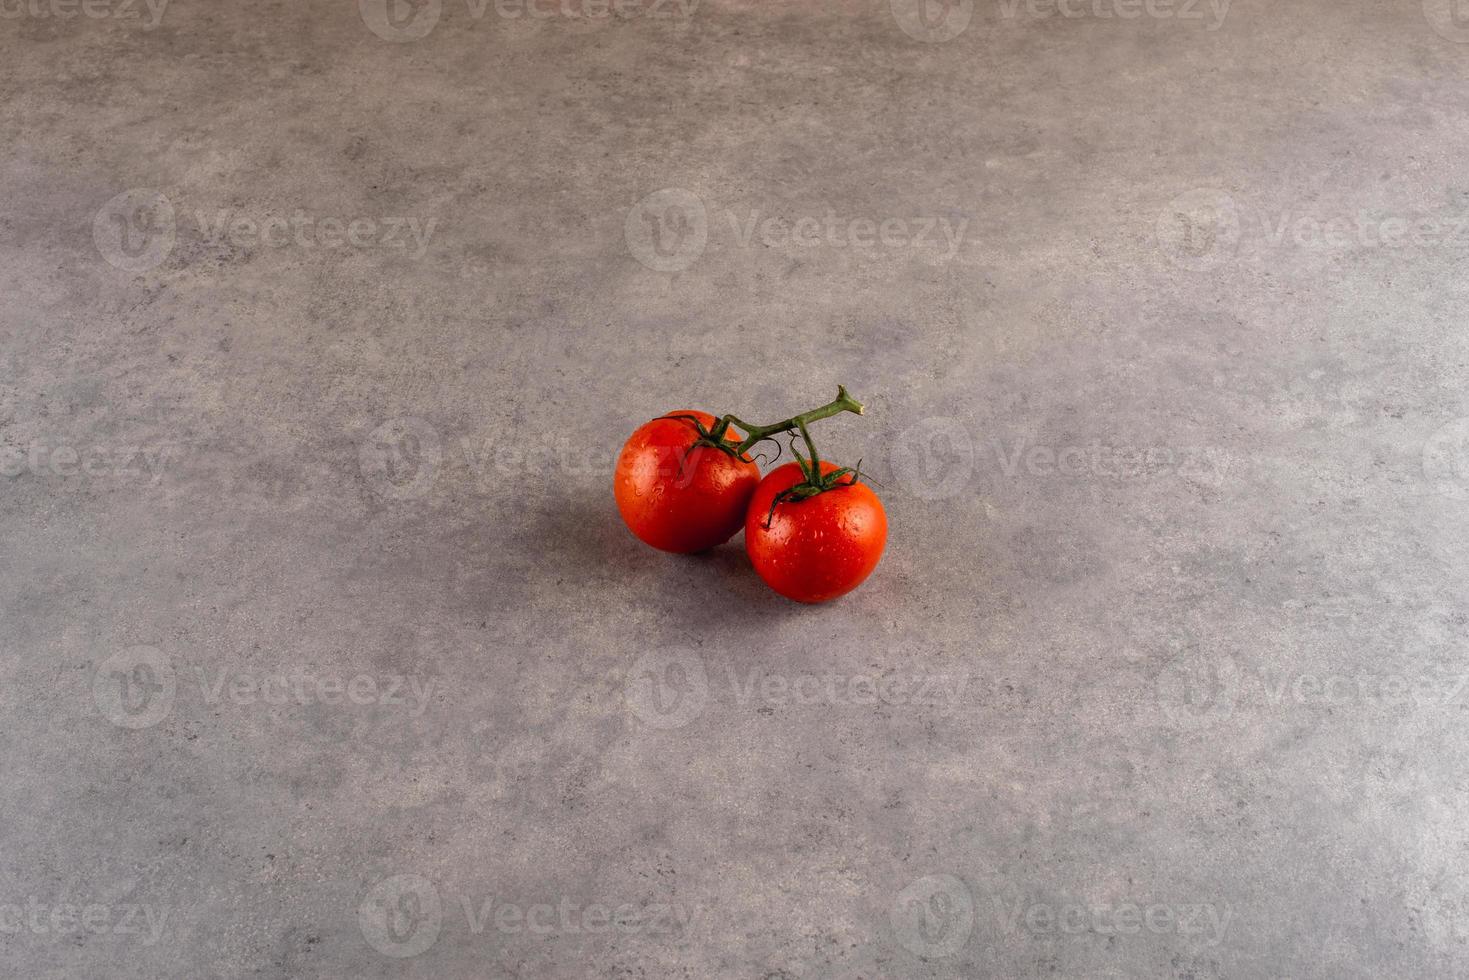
[4,0,1469,975]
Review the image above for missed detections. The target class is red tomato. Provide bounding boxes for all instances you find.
[614,411,760,554]
[744,460,887,603]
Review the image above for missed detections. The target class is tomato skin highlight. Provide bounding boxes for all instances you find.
[744,461,887,603]
[614,411,760,554]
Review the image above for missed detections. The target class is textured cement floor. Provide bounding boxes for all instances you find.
[4,0,1469,976]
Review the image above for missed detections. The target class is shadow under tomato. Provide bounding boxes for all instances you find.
[531,486,829,623]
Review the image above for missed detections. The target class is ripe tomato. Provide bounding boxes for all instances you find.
[614,411,760,554]
[744,460,887,603]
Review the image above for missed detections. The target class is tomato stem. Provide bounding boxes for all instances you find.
[715,387,868,530]
[707,385,864,458]
[658,388,865,507]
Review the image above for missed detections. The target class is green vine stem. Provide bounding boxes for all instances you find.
[657,387,866,518]
[707,385,864,459]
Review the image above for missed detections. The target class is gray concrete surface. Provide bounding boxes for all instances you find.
[4,0,1469,975]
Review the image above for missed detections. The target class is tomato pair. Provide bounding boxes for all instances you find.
[613,391,886,603]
